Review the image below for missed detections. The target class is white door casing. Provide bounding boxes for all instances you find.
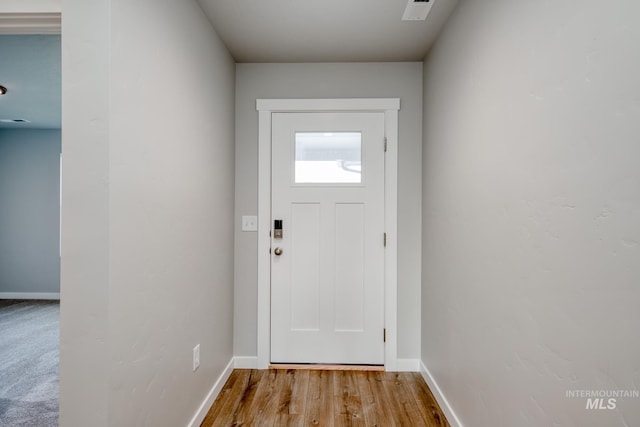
[256,98,399,370]
[270,112,385,364]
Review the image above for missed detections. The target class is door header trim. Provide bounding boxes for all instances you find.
[257,98,400,112]
[0,13,61,34]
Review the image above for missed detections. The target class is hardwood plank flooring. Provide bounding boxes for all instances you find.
[201,369,449,427]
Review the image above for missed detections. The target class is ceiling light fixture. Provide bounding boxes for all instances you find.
[0,85,7,95]
[0,119,30,123]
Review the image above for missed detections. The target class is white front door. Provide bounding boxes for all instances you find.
[270,112,386,365]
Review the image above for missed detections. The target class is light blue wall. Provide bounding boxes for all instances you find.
[0,35,61,129]
[0,129,61,294]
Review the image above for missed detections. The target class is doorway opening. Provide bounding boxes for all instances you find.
[0,13,62,427]
[256,98,400,370]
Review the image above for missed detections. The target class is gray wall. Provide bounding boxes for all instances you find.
[59,0,236,425]
[0,129,60,295]
[422,0,640,425]
[235,62,423,360]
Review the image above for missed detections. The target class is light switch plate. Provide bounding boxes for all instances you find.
[242,215,258,231]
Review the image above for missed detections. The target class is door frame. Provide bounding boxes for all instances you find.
[256,98,400,370]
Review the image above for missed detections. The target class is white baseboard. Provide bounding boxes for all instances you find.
[420,360,463,427]
[0,292,60,300]
[395,358,420,372]
[234,356,258,369]
[187,358,234,427]
[233,356,415,371]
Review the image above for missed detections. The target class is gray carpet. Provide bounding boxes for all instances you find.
[0,300,59,427]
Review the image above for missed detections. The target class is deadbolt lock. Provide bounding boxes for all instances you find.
[274,219,283,239]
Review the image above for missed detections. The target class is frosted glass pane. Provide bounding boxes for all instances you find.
[295,132,362,183]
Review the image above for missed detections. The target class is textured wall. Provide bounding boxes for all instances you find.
[0,129,60,295]
[60,0,236,425]
[235,62,423,360]
[422,0,640,425]
[59,0,110,423]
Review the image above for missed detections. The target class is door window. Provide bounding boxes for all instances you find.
[294,132,362,184]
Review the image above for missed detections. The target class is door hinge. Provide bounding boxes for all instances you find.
[384,137,388,152]
[383,232,387,247]
[383,328,386,343]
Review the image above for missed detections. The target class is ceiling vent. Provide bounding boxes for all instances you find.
[402,0,434,21]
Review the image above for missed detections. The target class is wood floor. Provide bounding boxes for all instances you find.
[201,368,449,427]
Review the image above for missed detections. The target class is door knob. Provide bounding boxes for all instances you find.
[274,247,283,256]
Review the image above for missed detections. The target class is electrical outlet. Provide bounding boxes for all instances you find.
[242,215,258,232]
[193,344,200,372]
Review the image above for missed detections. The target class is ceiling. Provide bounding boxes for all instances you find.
[0,1,456,129]
[0,35,61,129]
[197,0,458,62]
